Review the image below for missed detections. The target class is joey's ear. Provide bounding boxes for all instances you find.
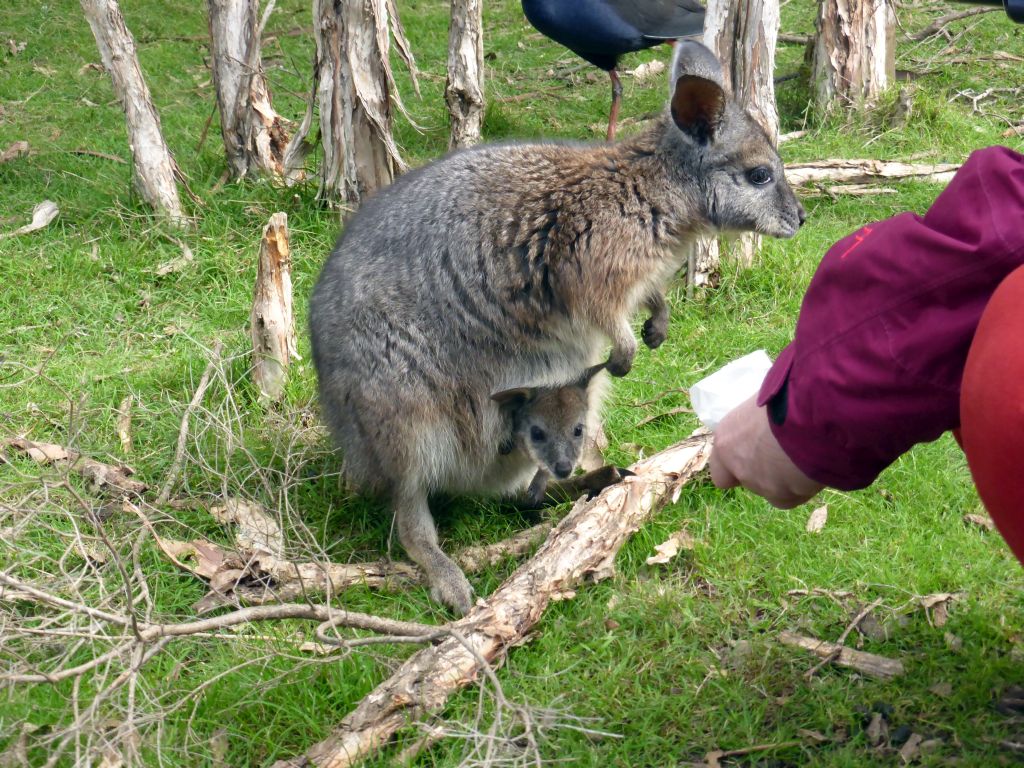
[576,362,606,389]
[670,74,726,145]
[491,387,534,409]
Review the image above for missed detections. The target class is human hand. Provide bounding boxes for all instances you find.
[709,394,825,509]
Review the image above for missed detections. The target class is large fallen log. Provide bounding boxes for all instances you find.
[786,158,960,189]
[273,432,712,767]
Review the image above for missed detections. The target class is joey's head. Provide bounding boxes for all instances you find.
[663,41,805,239]
[491,364,604,480]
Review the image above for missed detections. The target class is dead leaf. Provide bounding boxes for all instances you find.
[929,681,953,697]
[963,512,995,531]
[154,243,195,276]
[0,200,59,240]
[210,728,229,768]
[6,39,27,56]
[629,59,666,82]
[944,631,962,651]
[797,729,830,744]
[78,61,104,75]
[159,538,229,580]
[646,528,696,565]
[210,497,283,555]
[918,592,960,627]
[899,732,924,763]
[866,711,888,746]
[116,395,133,454]
[806,504,828,533]
[32,64,55,76]
[0,140,29,164]
[9,437,69,463]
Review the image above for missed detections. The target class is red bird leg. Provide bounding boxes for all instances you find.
[606,68,623,142]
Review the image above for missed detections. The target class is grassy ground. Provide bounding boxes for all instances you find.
[2,0,1023,765]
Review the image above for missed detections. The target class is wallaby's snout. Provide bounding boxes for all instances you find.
[554,460,573,479]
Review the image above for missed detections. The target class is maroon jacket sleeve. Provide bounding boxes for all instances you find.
[758,146,1024,490]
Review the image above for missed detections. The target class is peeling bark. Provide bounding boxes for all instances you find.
[206,0,291,180]
[80,0,185,225]
[250,212,297,402]
[445,0,484,149]
[273,433,712,768]
[303,0,408,207]
[812,0,895,113]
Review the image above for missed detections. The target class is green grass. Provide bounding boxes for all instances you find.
[2,0,1024,765]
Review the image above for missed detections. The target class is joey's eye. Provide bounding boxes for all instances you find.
[573,424,584,438]
[747,166,773,186]
[530,426,546,442]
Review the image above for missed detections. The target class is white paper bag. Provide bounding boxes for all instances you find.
[689,350,773,430]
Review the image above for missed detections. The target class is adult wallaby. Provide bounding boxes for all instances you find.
[310,41,804,614]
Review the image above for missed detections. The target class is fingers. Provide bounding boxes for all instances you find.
[709,449,740,489]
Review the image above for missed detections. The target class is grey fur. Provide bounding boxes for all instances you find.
[310,42,804,614]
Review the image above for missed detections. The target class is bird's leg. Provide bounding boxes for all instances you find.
[606,69,623,142]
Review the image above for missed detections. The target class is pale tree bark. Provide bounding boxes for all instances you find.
[250,212,297,402]
[702,0,781,269]
[287,0,412,207]
[206,0,291,180]
[80,0,185,225]
[446,0,484,149]
[273,433,712,767]
[811,0,895,113]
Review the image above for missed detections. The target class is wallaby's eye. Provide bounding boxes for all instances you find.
[747,167,773,186]
[573,424,584,438]
[530,426,546,443]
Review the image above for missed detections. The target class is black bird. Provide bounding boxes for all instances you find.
[522,0,706,140]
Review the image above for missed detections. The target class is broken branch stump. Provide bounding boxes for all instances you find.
[250,212,297,402]
[273,432,712,768]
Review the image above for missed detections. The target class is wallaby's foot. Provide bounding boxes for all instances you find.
[606,345,635,377]
[642,314,668,350]
[428,563,475,616]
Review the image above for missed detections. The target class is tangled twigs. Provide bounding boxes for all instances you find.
[156,341,224,504]
[803,597,884,679]
[907,7,1000,42]
[0,570,440,685]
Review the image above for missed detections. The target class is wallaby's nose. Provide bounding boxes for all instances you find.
[554,461,573,479]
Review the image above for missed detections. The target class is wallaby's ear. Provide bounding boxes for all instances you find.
[575,363,606,389]
[670,75,726,145]
[668,40,727,145]
[491,387,535,409]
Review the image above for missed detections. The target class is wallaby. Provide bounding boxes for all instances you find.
[492,363,630,510]
[310,41,804,614]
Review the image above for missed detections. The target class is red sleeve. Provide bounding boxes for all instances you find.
[758,146,1024,490]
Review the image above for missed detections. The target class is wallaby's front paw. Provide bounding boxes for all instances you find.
[642,316,668,350]
[584,465,636,499]
[429,569,475,616]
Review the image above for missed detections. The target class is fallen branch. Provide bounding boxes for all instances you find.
[803,597,883,679]
[907,7,1000,42]
[778,630,904,679]
[786,158,959,188]
[274,432,712,767]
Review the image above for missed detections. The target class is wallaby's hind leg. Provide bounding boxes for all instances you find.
[393,487,474,616]
[606,317,638,377]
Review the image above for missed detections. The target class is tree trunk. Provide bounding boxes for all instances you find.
[206,0,290,180]
[80,0,185,225]
[250,213,297,402]
[445,0,485,149]
[309,0,406,207]
[703,0,781,269]
[811,0,895,113]
[273,433,712,768]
